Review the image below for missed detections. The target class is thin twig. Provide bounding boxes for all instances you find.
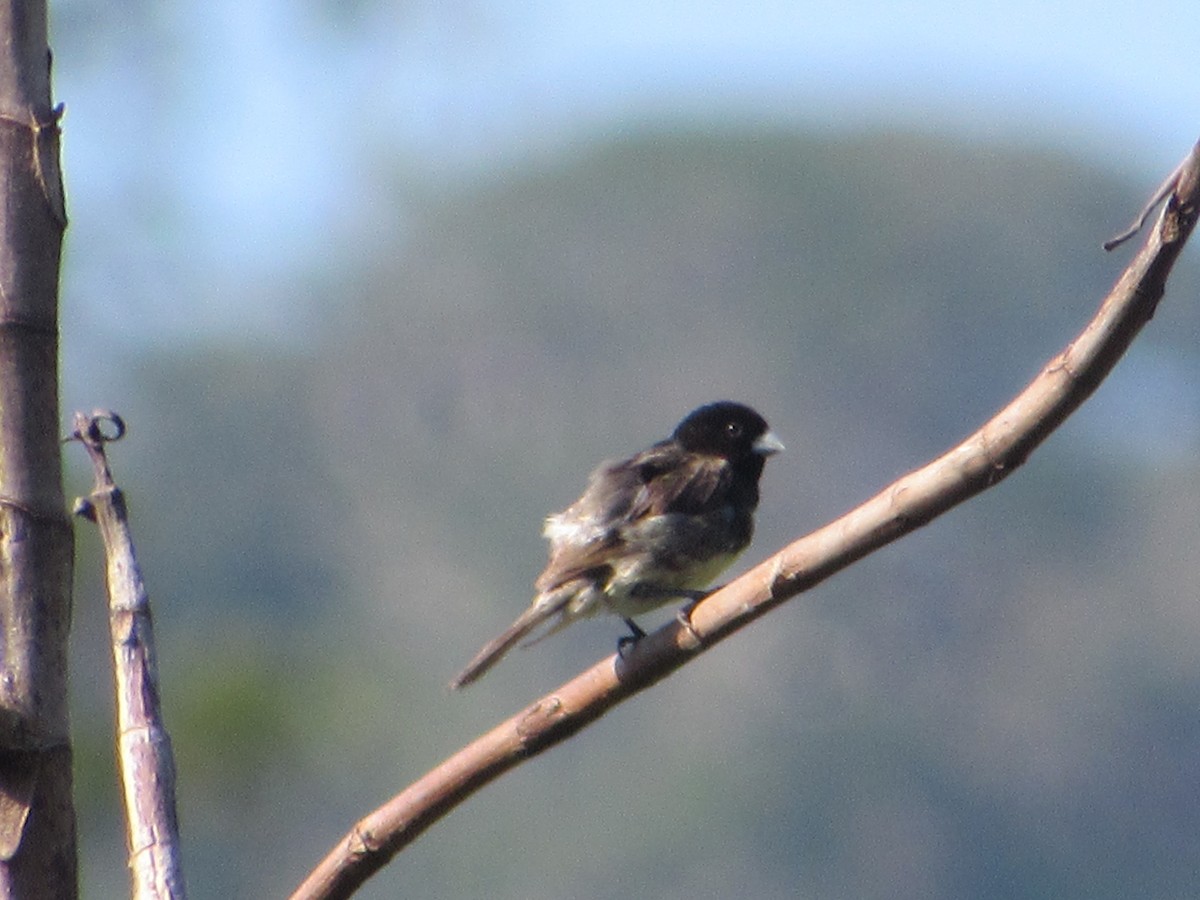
[1103,154,1190,251]
[291,139,1200,900]
[68,411,188,900]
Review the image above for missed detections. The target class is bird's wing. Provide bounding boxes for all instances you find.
[534,444,730,592]
[625,444,731,518]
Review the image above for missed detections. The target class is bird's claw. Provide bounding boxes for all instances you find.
[617,618,647,657]
[675,598,703,646]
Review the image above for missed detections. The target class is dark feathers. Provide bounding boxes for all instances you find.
[451,402,782,688]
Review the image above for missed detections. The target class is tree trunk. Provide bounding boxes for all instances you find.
[0,1,76,896]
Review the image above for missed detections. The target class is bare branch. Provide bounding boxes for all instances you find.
[291,139,1200,900]
[69,412,188,900]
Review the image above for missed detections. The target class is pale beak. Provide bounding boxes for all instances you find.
[753,431,785,456]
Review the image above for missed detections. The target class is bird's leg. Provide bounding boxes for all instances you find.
[615,587,717,655]
[623,617,647,638]
[616,618,646,656]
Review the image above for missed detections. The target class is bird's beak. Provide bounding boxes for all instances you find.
[753,431,785,456]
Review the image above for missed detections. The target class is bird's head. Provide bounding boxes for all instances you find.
[672,401,784,461]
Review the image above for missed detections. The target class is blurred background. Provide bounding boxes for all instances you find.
[54,2,1200,898]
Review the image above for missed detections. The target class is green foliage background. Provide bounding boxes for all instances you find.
[67,128,1200,899]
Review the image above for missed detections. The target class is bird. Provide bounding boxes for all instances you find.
[450,401,783,689]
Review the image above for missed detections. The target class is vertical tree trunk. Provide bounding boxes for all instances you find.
[0,1,75,897]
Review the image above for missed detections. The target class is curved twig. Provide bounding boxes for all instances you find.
[1103,154,1191,251]
[291,139,1200,900]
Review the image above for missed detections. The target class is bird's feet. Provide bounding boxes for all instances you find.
[674,592,711,645]
[616,618,647,657]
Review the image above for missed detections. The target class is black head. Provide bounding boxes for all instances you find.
[671,401,784,460]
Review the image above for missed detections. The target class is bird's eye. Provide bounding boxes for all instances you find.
[725,421,743,438]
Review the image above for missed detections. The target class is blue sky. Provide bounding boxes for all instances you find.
[53,0,1198,354]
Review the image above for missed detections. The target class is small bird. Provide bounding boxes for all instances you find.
[450,401,783,689]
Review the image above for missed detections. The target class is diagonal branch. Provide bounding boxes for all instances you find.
[290,139,1200,900]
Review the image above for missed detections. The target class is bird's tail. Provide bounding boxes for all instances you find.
[449,598,562,689]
